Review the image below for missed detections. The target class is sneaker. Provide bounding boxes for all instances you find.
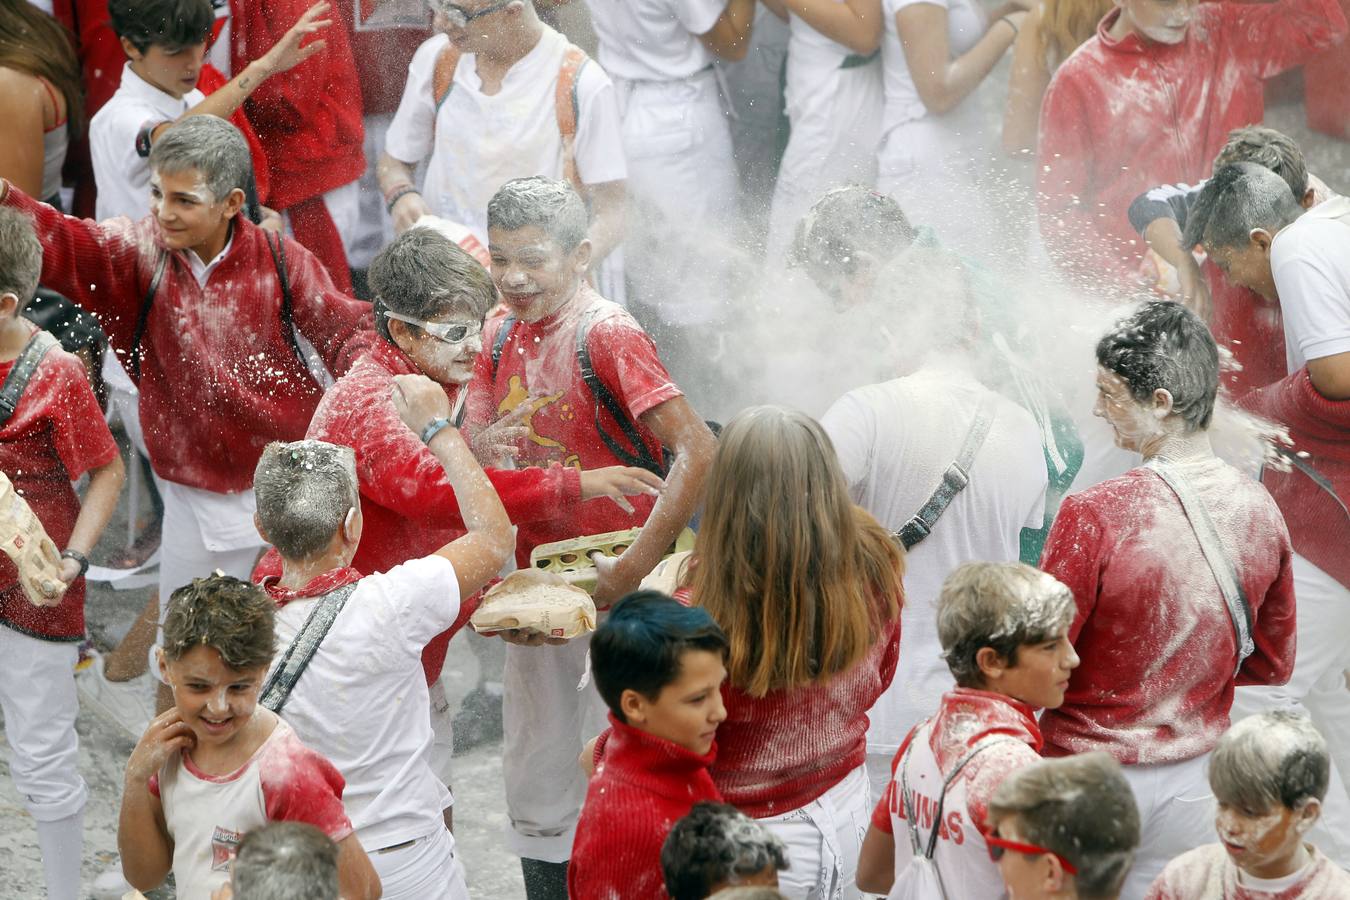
[77,650,154,741]
[89,866,133,900]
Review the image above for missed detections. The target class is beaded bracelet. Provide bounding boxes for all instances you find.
[386,186,420,215]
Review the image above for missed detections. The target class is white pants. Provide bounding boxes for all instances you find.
[759,765,870,900]
[370,826,468,900]
[153,482,264,681]
[1118,754,1214,900]
[766,57,883,262]
[616,69,739,328]
[501,636,608,862]
[1232,553,1350,866]
[0,627,86,823]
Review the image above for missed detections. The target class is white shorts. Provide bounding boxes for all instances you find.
[758,765,870,900]
[1119,754,1214,900]
[0,627,86,821]
[371,826,468,900]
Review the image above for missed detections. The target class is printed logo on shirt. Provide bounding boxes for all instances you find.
[211,826,243,871]
[893,790,968,845]
[498,376,579,467]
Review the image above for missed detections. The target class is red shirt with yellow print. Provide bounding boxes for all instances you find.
[462,286,682,564]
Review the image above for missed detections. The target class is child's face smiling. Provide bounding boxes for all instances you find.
[161,645,267,749]
[626,649,728,756]
[488,224,588,323]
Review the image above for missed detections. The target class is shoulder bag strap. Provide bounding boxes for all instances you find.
[897,720,932,857]
[128,250,169,382]
[574,305,664,477]
[922,737,1018,860]
[490,315,517,381]
[1271,444,1349,521]
[0,331,59,428]
[433,43,462,111]
[896,395,997,550]
[1145,458,1255,675]
[555,45,589,193]
[265,232,307,370]
[259,582,360,714]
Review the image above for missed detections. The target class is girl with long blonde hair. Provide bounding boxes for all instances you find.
[673,405,904,898]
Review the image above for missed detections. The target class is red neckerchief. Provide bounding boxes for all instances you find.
[260,566,364,608]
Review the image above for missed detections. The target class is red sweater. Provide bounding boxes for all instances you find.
[2,185,374,492]
[1240,370,1350,591]
[229,0,366,209]
[571,715,722,900]
[711,618,901,819]
[1037,0,1346,289]
[1039,459,1297,765]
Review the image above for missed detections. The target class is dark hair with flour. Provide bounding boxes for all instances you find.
[162,573,275,670]
[369,227,497,344]
[1096,300,1218,432]
[662,802,788,900]
[253,440,359,560]
[1209,712,1330,815]
[487,176,589,251]
[232,821,339,900]
[1182,162,1305,252]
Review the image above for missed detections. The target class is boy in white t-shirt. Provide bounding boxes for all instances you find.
[378,0,627,292]
[118,574,380,900]
[249,375,514,898]
[857,562,1079,898]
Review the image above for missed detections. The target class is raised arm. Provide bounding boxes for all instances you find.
[786,0,883,56]
[584,180,626,270]
[1229,0,1348,80]
[699,0,759,61]
[391,373,515,597]
[896,0,1025,115]
[1001,4,1048,156]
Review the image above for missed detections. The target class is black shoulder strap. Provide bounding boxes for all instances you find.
[575,306,665,477]
[0,331,59,427]
[265,232,306,368]
[259,582,359,715]
[896,395,996,550]
[490,315,517,381]
[128,250,169,382]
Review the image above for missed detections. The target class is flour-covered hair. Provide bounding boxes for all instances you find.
[662,802,789,900]
[369,227,496,344]
[253,440,359,560]
[232,822,339,900]
[1096,300,1219,432]
[1182,162,1305,252]
[149,115,251,203]
[487,176,588,251]
[937,562,1076,688]
[989,753,1140,900]
[0,208,42,303]
[790,185,915,296]
[1209,712,1330,814]
[1213,126,1309,201]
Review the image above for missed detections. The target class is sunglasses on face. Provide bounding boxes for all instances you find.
[382,310,481,344]
[985,833,1079,875]
[427,0,513,28]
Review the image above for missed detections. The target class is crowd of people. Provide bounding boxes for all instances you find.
[0,0,1348,897]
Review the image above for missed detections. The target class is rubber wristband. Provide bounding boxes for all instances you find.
[386,186,419,215]
[1001,15,1019,38]
[421,417,454,445]
[60,549,89,578]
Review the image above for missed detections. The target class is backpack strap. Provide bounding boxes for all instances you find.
[259,582,360,715]
[490,315,518,381]
[1271,444,1350,521]
[574,305,665,477]
[128,250,169,382]
[555,44,588,193]
[264,231,307,370]
[0,331,59,428]
[433,42,462,111]
[1145,458,1255,676]
[896,395,997,550]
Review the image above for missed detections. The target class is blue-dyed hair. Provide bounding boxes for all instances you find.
[592,591,730,723]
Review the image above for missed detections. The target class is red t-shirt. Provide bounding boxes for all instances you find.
[1038,458,1296,765]
[0,327,118,640]
[462,286,682,565]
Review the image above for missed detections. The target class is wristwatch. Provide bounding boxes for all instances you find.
[421,417,454,445]
[60,549,89,578]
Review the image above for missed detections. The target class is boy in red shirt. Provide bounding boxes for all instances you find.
[857,561,1079,898]
[569,590,730,899]
[1036,0,1345,292]
[0,115,374,706]
[0,208,125,900]
[119,574,380,900]
[1039,301,1296,896]
[463,175,717,893]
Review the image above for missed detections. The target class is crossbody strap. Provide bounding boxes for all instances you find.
[0,331,58,427]
[490,314,517,380]
[259,583,359,714]
[1146,458,1255,675]
[1271,445,1349,520]
[574,305,665,477]
[128,250,169,382]
[896,395,997,550]
[264,231,308,372]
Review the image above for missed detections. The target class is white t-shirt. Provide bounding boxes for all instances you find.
[1271,195,1350,373]
[268,556,462,850]
[89,63,204,221]
[880,0,986,130]
[584,0,726,81]
[819,368,1047,755]
[384,26,628,243]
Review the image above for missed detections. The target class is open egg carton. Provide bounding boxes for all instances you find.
[529,526,697,594]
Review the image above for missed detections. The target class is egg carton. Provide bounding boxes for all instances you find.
[529,526,696,594]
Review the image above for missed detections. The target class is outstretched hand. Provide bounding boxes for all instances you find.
[391,373,454,437]
[579,466,664,514]
[261,1,332,77]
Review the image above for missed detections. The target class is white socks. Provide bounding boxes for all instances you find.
[35,810,84,900]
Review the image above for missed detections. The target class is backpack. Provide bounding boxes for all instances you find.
[431,39,590,192]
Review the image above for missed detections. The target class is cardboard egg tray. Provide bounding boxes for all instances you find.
[529,526,696,594]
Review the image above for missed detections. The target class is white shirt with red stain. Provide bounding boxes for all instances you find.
[873,689,1043,899]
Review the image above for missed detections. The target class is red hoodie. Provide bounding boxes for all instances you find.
[1037,0,1346,290]
[1,183,374,493]
[571,715,723,900]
